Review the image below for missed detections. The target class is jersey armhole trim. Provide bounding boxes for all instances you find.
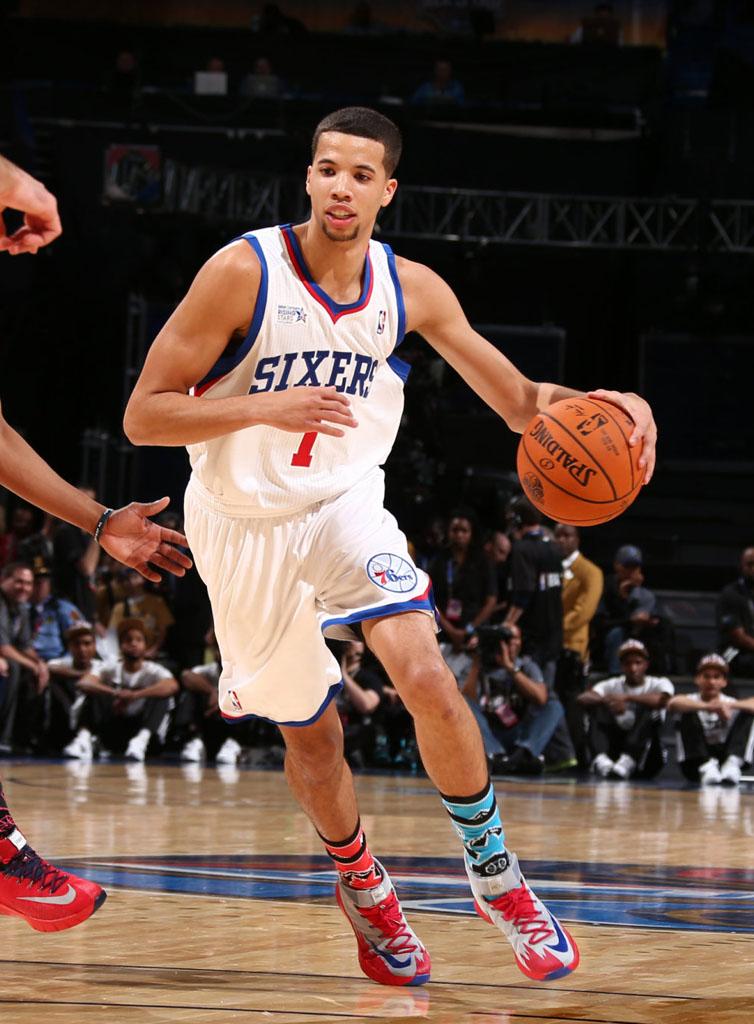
[194,234,269,396]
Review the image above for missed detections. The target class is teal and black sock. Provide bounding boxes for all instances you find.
[440,780,509,877]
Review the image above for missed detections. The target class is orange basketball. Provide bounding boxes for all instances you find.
[516,397,644,526]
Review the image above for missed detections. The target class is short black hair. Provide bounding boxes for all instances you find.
[509,496,543,527]
[312,106,402,176]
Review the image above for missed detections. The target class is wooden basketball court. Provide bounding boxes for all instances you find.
[2,758,752,1023]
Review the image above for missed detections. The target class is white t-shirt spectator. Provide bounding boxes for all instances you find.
[676,692,738,745]
[592,674,675,730]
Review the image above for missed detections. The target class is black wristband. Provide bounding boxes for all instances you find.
[93,507,115,542]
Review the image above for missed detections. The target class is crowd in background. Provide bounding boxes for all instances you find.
[1,489,752,786]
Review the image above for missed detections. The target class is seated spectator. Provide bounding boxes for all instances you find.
[343,2,395,36]
[47,622,107,751]
[64,618,178,762]
[410,58,466,106]
[594,544,664,674]
[103,49,141,114]
[429,508,497,682]
[577,638,674,780]
[176,628,248,766]
[257,3,308,39]
[461,622,564,776]
[53,486,101,624]
[0,505,34,567]
[0,562,48,753]
[411,513,446,573]
[16,511,57,573]
[32,565,84,662]
[716,546,754,678]
[483,528,511,622]
[240,55,281,98]
[107,568,175,661]
[569,3,623,46]
[94,553,125,629]
[336,640,386,769]
[667,653,754,786]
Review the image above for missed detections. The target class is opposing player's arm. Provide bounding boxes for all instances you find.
[398,258,656,481]
[124,242,357,447]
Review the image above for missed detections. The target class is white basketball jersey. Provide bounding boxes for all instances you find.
[187,224,409,515]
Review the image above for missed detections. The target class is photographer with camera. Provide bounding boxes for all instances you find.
[461,622,565,775]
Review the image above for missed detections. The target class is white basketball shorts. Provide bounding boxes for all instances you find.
[184,468,435,726]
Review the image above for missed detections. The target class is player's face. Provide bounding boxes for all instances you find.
[306,132,397,243]
[696,667,727,700]
[620,652,648,685]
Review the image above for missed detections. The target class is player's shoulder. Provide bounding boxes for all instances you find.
[393,254,442,291]
[206,235,263,276]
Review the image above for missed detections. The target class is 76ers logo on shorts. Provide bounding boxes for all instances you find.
[366,553,417,594]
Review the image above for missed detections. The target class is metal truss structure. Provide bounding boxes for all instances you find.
[159,160,754,254]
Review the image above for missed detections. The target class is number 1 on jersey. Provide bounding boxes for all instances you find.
[291,431,317,467]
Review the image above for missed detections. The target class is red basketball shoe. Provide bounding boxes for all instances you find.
[336,859,431,986]
[465,850,579,982]
[0,829,106,932]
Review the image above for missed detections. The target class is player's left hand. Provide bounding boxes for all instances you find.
[587,389,657,484]
[99,496,193,582]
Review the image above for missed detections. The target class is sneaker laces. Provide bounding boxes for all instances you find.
[489,884,554,946]
[359,892,420,955]
[1,845,71,894]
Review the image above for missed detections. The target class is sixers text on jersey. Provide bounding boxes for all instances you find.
[248,351,379,396]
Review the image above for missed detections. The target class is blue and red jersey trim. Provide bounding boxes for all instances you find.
[280,223,374,323]
[194,234,269,396]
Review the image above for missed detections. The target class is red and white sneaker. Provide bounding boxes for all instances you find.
[336,858,431,986]
[0,829,106,932]
[465,851,579,982]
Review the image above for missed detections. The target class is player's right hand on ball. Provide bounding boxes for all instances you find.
[260,385,358,437]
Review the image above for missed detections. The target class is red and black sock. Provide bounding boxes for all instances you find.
[321,819,382,890]
[0,777,17,840]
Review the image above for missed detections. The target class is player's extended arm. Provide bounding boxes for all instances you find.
[399,258,657,482]
[124,242,358,447]
[0,400,191,582]
[0,153,62,254]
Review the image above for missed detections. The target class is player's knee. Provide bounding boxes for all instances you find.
[395,657,458,715]
[284,726,344,783]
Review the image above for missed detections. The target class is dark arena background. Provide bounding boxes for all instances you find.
[2,3,754,1023]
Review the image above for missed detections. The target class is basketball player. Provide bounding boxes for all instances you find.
[125,108,657,985]
[0,152,192,931]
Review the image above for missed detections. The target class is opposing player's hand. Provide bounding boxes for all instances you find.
[0,158,62,255]
[259,385,358,437]
[99,496,193,583]
[587,389,657,484]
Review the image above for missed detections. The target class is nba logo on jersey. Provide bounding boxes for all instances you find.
[229,690,243,712]
[276,304,307,325]
[376,310,386,335]
[366,553,417,593]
